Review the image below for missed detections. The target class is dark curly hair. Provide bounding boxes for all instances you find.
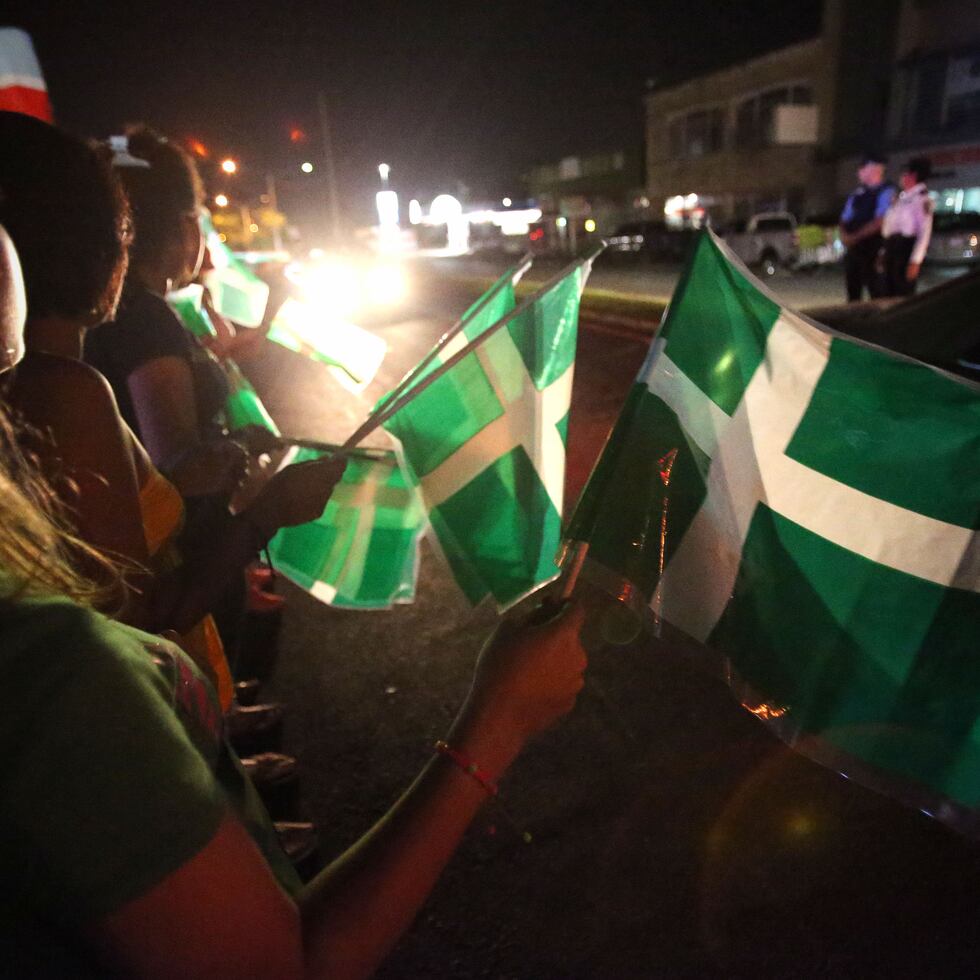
[118,124,204,272]
[0,112,131,324]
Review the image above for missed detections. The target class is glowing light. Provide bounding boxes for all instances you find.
[556,216,567,228]
[214,193,229,208]
[664,195,685,214]
[188,139,208,158]
[502,197,512,207]
[218,233,227,242]
[289,127,306,144]
[376,190,399,228]
[429,194,463,224]
[584,218,597,233]
[364,262,408,306]
[220,158,238,175]
[971,234,978,248]
[684,192,698,208]
[249,222,259,233]
[408,199,423,225]
[300,161,314,174]
[378,162,391,183]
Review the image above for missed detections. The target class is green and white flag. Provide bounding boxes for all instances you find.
[268,448,424,609]
[263,266,529,610]
[384,255,593,610]
[201,212,270,327]
[567,230,980,824]
[167,284,280,436]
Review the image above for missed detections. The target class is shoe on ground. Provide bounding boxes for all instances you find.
[233,678,261,707]
[226,702,284,749]
[274,821,319,867]
[240,751,298,789]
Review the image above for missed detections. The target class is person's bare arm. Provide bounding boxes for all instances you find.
[126,356,201,476]
[94,605,587,980]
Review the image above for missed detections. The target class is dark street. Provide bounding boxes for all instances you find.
[245,273,980,979]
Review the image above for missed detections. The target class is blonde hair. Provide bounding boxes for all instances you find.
[0,410,120,607]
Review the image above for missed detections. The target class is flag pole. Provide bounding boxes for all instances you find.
[274,437,394,462]
[370,253,533,417]
[341,243,605,451]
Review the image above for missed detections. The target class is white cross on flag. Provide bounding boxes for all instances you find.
[384,258,593,609]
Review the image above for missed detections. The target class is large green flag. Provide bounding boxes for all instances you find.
[267,448,423,609]
[383,256,593,610]
[567,229,980,825]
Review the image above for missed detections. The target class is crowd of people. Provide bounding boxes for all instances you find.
[0,110,588,978]
[839,151,934,302]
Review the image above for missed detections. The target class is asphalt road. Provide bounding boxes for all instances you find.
[244,278,980,979]
[428,252,968,313]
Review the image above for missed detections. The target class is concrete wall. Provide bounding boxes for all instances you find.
[644,39,832,219]
[895,0,980,57]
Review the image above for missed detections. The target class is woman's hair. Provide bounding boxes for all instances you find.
[0,112,131,324]
[120,124,204,271]
[0,407,119,606]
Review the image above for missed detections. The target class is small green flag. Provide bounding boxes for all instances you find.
[567,229,980,824]
[201,213,270,327]
[266,298,386,387]
[267,449,424,609]
[383,257,592,610]
[167,284,279,437]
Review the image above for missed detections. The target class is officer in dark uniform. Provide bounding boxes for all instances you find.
[839,152,896,302]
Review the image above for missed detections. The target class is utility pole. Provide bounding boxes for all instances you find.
[264,172,284,252]
[317,90,342,243]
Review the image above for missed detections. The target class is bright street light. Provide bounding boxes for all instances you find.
[214,193,229,207]
[220,158,238,175]
[378,162,390,184]
[301,161,314,174]
[502,197,512,207]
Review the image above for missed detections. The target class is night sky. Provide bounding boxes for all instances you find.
[7,0,821,225]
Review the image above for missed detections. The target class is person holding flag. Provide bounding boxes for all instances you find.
[0,209,590,978]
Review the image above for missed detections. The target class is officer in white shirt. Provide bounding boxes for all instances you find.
[881,157,933,297]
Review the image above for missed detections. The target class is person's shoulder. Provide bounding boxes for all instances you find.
[0,596,120,678]
[15,351,121,412]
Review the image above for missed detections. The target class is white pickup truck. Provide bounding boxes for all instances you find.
[718,212,798,276]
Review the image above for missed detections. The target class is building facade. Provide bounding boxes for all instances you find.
[643,0,911,224]
[884,0,980,215]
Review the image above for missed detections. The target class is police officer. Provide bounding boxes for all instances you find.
[881,156,933,297]
[839,153,896,302]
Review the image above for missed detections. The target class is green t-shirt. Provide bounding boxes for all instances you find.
[0,596,301,975]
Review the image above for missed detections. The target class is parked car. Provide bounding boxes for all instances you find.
[794,213,844,268]
[717,212,798,276]
[926,211,980,266]
[605,220,696,263]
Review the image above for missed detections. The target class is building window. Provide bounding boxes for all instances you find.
[891,50,980,140]
[667,106,726,159]
[734,84,813,148]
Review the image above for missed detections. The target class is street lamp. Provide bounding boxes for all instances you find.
[214,193,229,208]
[220,158,238,175]
[301,161,314,173]
[378,162,390,185]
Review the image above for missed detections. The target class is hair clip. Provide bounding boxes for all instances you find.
[108,135,150,169]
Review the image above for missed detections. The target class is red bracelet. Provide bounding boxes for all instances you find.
[433,740,499,797]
